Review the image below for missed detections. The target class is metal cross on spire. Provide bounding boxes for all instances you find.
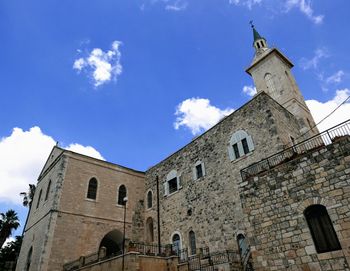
[249,20,254,28]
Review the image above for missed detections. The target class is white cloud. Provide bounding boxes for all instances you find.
[174,98,234,135]
[229,0,323,24]
[285,0,324,24]
[1,237,15,249]
[242,85,257,97]
[306,89,350,132]
[229,0,262,10]
[299,48,328,70]
[165,0,188,11]
[0,127,104,205]
[326,70,345,84]
[73,40,123,87]
[66,143,104,160]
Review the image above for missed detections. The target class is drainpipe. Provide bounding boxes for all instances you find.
[156,176,161,254]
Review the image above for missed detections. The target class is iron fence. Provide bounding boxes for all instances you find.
[241,119,350,181]
[187,250,241,271]
[129,241,174,257]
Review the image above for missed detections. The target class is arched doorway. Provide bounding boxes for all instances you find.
[172,233,181,255]
[99,230,123,257]
[145,217,154,243]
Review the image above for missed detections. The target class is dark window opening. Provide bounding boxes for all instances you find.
[168,178,178,194]
[304,205,341,253]
[25,247,33,271]
[118,185,127,205]
[196,164,203,179]
[87,178,98,200]
[256,42,260,49]
[147,190,152,209]
[260,41,264,47]
[189,231,196,255]
[36,189,42,209]
[242,138,249,154]
[233,143,240,159]
[45,180,51,201]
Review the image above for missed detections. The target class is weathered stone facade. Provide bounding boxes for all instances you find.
[16,26,350,271]
[240,137,350,270]
[145,92,303,253]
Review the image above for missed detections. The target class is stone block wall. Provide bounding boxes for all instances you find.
[17,148,146,271]
[240,137,350,270]
[145,93,303,253]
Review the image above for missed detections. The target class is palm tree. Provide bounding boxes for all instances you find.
[20,184,36,208]
[0,210,20,248]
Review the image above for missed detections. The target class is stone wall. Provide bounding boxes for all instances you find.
[240,137,350,270]
[17,148,146,271]
[145,92,303,253]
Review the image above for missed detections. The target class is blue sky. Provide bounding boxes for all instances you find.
[1,0,350,243]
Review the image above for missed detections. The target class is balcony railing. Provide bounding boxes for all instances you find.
[240,119,350,181]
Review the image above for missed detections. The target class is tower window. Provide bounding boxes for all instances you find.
[118,185,127,205]
[147,190,153,209]
[304,205,341,253]
[87,178,98,200]
[45,180,51,201]
[256,42,261,49]
[228,130,254,161]
[36,189,42,209]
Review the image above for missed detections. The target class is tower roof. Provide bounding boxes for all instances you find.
[253,27,264,42]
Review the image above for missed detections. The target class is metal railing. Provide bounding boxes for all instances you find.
[130,242,171,256]
[187,249,241,271]
[241,119,350,181]
[63,251,99,271]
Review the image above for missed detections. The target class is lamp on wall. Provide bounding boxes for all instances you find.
[122,196,128,271]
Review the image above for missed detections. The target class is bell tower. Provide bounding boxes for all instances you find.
[246,23,318,138]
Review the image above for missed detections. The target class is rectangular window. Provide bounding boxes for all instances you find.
[233,143,240,159]
[196,164,203,179]
[168,178,178,194]
[242,138,249,154]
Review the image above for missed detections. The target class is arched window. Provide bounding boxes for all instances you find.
[304,205,341,253]
[87,178,98,200]
[172,233,181,255]
[189,231,196,255]
[265,73,276,93]
[147,190,153,209]
[228,130,254,161]
[36,189,42,209]
[146,217,154,243]
[25,247,33,271]
[45,180,51,201]
[118,185,127,205]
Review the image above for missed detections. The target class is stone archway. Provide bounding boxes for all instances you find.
[99,230,123,257]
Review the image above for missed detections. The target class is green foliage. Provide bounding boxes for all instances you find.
[0,235,22,271]
[0,210,20,249]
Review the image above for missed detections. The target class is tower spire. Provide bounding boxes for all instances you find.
[249,22,268,55]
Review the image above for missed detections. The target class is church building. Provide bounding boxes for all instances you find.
[16,26,350,271]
